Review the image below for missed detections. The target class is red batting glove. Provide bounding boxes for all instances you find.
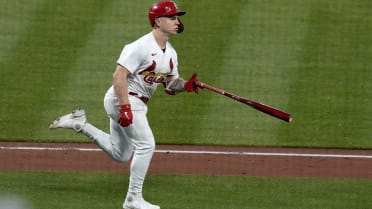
[184,73,199,94]
[118,104,133,127]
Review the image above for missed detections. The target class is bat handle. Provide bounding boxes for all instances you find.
[195,81,204,88]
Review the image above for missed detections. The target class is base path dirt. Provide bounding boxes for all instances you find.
[1,142,372,179]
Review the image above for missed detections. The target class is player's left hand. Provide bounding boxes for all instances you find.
[118,104,133,127]
[184,73,199,94]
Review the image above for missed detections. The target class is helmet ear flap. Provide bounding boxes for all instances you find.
[177,18,184,33]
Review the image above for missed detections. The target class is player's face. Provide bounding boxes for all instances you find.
[157,15,180,35]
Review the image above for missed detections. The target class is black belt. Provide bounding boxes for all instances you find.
[129,92,149,104]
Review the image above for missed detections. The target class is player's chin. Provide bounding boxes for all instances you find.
[169,29,178,35]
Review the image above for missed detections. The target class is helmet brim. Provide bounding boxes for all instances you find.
[159,11,185,18]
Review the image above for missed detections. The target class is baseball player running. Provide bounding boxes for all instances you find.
[49,1,199,209]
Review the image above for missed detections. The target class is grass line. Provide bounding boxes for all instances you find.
[1,171,372,209]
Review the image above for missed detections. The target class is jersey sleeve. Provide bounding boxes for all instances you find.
[168,48,180,77]
[117,42,144,74]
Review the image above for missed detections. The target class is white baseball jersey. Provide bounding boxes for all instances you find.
[117,32,180,99]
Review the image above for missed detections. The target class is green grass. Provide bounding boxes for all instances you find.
[1,2,371,209]
[1,171,372,209]
[1,0,371,148]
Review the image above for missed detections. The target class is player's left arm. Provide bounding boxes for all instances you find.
[164,73,199,95]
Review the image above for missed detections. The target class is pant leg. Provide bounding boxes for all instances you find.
[80,89,134,163]
[125,104,155,193]
[82,120,133,163]
[86,87,155,193]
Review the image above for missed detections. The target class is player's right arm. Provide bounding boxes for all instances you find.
[113,64,133,127]
[113,64,131,105]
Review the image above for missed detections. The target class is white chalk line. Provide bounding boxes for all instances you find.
[1,146,372,159]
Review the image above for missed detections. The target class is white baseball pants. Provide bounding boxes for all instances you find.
[81,87,155,193]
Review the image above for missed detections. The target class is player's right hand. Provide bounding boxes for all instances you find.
[118,104,133,127]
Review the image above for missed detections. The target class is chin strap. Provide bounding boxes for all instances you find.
[177,18,184,33]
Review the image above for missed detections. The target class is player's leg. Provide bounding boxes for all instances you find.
[99,92,134,162]
[81,91,134,162]
[49,108,133,163]
[122,98,159,209]
[127,110,155,193]
[83,88,135,162]
[82,120,133,163]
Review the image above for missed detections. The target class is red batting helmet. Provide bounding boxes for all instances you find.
[148,0,186,33]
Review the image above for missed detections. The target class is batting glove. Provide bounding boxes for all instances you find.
[184,73,199,94]
[118,104,133,127]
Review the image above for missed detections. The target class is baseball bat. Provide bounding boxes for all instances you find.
[195,81,292,122]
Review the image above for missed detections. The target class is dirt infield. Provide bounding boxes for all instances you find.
[1,142,372,179]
